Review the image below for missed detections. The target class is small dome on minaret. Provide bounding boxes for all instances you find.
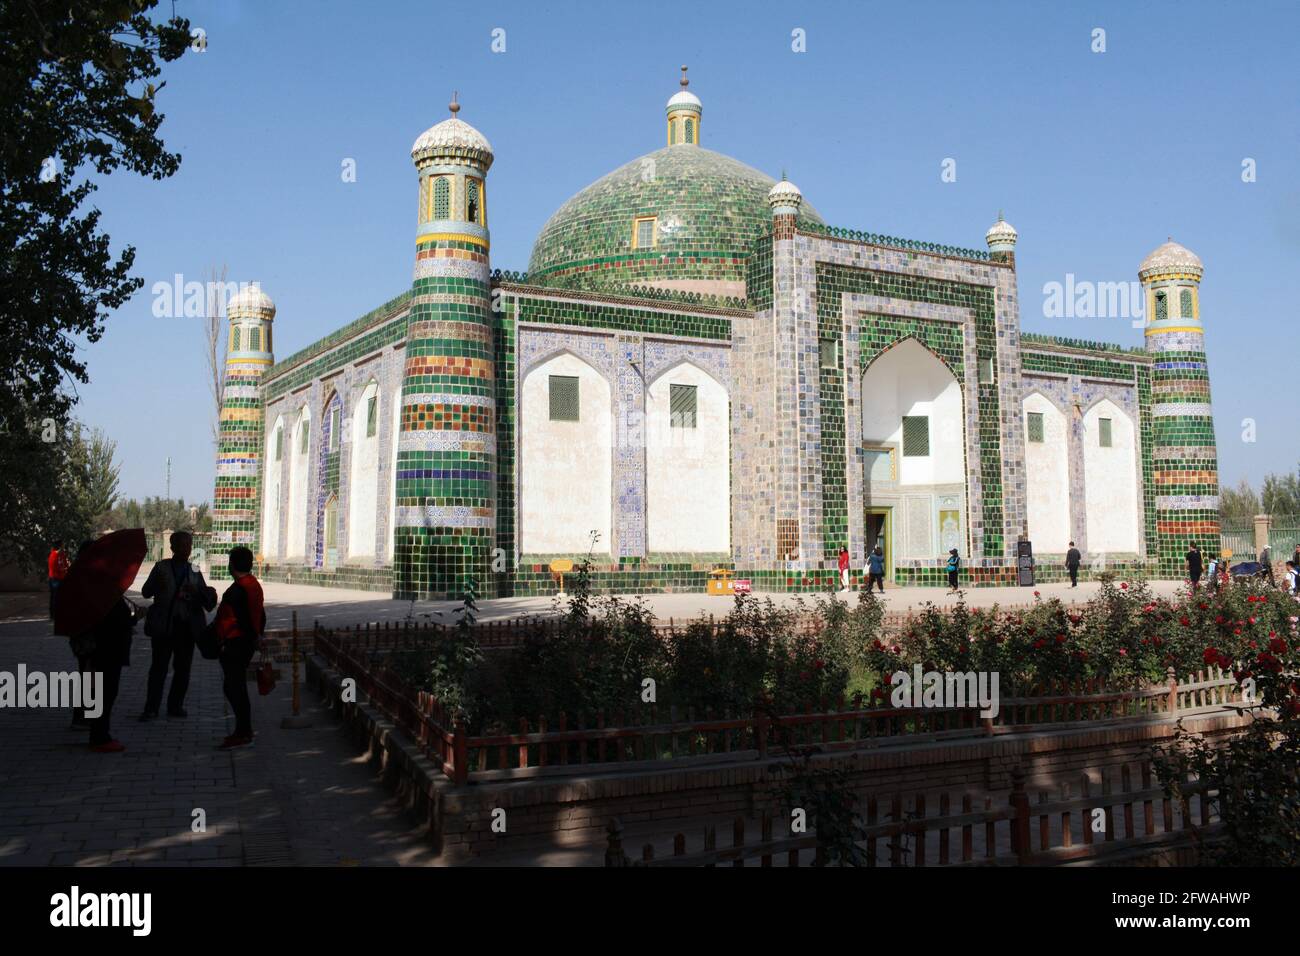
[767,175,803,213]
[226,284,275,320]
[411,93,494,169]
[1139,238,1203,281]
[985,213,1018,251]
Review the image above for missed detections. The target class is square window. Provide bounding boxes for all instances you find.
[549,375,579,422]
[634,217,656,249]
[1027,411,1044,443]
[978,356,995,384]
[669,383,697,428]
[819,338,839,370]
[1099,417,1113,448]
[902,415,930,457]
[366,395,378,438]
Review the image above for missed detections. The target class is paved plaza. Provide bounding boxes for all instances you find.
[179,575,1189,631]
[0,575,1190,867]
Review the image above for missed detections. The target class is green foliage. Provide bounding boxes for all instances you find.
[102,496,209,533]
[771,749,870,866]
[1,0,189,568]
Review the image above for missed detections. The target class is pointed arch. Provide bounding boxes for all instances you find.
[285,405,311,559]
[646,359,730,553]
[520,352,612,554]
[348,379,381,560]
[261,415,285,559]
[1083,398,1139,553]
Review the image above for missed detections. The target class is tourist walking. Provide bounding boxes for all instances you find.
[1065,541,1082,588]
[838,547,850,591]
[1206,555,1220,594]
[1186,542,1203,589]
[946,548,961,593]
[46,540,69,619]
[1259,544,1274,585]
[1285,560,1299,596]
[139,532,216,721]
[214,546,266,750]
[866,546,885,592]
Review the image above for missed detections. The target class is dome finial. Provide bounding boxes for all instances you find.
[680,65,689,87]
[449,91,460,117]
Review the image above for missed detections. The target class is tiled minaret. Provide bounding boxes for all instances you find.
[1141,240,1219,577]
[393,95,496,600]
[212,285,275,570]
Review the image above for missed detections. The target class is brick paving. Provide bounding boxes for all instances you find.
[0,612,440,867]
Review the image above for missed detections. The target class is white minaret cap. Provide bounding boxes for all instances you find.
[1139,238,1203,281]
[985,213,1018,250]
[226,284,275,319]
[411,93,493,167]
[767,177,803,212]
[666,65,702,113]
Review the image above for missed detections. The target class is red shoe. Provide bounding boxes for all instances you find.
[91,740,126,753]
[218,734,254,750]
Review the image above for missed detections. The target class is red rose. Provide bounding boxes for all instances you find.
[1121,582,1129,590]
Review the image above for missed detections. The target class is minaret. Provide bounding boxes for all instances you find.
[666,65,701,146]
[393,95,496,600]
[211,284,275,572]
[985,213,1018,266]
[1140,239,1219,577]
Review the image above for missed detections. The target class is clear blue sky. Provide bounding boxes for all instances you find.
[78,0,1300,503]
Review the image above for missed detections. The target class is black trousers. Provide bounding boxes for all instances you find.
[1068,566,1079,586]
[87,652,123,746]
[948,570,959,589]
[144,622,195,714]
[867,572,885,592]
[220,636,257,738]
[48,580,59,619]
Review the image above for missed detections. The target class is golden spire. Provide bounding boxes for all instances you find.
[680,65,689,87]
[449,91,460,117]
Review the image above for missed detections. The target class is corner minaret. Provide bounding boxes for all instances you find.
[394,95,496,599]
[666,65,701,146]
[212,284,275,571]
[1140,239,1219,577]
[985,212,1017,266]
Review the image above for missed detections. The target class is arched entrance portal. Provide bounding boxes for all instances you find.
[860,338,968,574]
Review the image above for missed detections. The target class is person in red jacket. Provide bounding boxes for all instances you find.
[837,547,850,591]
[214,546,265,750]
[47,540,69,619]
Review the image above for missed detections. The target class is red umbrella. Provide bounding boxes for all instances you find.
[53,528,148,638]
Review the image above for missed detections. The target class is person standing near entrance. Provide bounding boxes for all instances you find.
[867,546,886,592]
[1186,542,1204,589]
[1065,542,1082,588]
[1259,544,1274,585]
[838,547,850,591]
[139,532,216,720]
[946,548,961,593]
[46,540,69,619]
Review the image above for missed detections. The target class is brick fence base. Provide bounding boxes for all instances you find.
[306,654,1253,862]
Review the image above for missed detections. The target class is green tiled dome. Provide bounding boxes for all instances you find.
[527,146,823,293]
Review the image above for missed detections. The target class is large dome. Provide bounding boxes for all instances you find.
[527,146,823,297]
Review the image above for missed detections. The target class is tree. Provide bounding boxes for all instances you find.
[0,1,190,564]
[77,426,121,523]
[1261,465,1300,518]
[1218,479,1260,527]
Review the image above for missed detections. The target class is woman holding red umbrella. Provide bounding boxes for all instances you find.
[56,529,148,752]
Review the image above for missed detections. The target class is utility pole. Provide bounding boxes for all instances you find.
[165,456,171,501]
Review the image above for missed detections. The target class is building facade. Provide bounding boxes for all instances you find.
[210,73,1219,597]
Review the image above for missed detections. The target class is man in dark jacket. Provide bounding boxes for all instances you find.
[1186,542,1203,588]
[1065,542,1082,588]
[139,531,216,720]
